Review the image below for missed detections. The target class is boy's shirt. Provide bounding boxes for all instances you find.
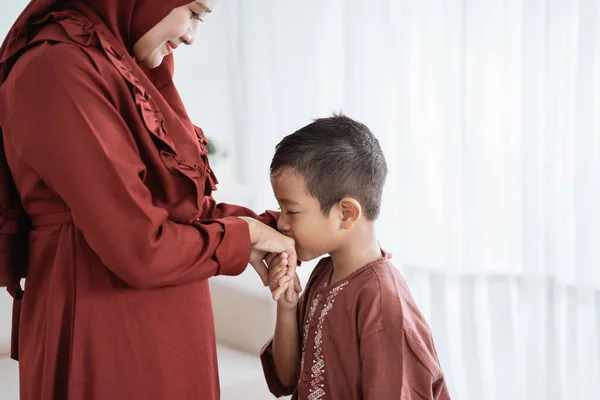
[261,252,451,400]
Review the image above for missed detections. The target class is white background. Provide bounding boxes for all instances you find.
[2,1,600,399]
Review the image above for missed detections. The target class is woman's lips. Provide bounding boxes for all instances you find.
[165,41,178,54]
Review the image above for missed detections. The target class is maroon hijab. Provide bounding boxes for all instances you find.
[0,0,192,88]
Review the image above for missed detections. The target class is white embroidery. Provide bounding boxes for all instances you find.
[300,295,321,374]
[306,281,348,400]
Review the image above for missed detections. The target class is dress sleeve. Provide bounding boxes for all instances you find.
[199,197,280,229]
[1,43,250,289]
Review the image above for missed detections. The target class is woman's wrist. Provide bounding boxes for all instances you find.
[237,216,257,243]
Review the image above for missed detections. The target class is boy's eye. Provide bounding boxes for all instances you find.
[276,206,298,215]
[191,11,203,21]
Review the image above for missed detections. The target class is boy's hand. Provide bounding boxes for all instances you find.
[265,252,302,294]
[266,252,301,311]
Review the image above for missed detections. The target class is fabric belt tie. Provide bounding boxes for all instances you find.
[8,210,73,360]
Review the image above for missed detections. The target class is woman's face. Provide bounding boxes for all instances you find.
[133,0,219,68]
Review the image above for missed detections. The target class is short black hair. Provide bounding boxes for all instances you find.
[270,114,387,220]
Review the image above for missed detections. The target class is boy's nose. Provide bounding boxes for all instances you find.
[277,216,291,235]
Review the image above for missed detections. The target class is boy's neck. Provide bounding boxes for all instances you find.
[328,222,382,284]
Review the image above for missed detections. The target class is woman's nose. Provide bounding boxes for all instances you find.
[181,28,196,46]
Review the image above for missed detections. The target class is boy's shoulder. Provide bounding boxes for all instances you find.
[354,259,430,337]
[356,261,446,383]
[353,257,405,300]
[301,255,427,334]
[302,255,405,303]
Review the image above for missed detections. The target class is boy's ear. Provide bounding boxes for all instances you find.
[339,198,362,230]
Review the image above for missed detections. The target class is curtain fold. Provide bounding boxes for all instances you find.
[224,1,600,398]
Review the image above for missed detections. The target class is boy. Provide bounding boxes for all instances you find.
[260,115,450,399]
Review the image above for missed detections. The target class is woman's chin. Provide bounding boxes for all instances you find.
[140,53,165,69]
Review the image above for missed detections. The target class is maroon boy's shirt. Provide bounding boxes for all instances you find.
[261,253,451,399]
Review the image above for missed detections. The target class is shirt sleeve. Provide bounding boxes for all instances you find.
[1,43,250,289]
[259,338,296,397]
[260,286,311,398]
[360,328,450,399]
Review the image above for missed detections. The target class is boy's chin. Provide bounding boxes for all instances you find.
[297,255,313,263]
[296,248,325,263]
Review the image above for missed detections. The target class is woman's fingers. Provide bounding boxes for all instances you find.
[283,250,298,302]
[294,273,302,293]
[250,259,268,286]
[270,268,289,291]
[272,282,288,301]
[265,251,288,268]
[277,274,293,288]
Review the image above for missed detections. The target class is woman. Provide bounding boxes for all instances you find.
[0,1,297,398]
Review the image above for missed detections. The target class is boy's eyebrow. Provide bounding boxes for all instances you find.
[279,198,300,206]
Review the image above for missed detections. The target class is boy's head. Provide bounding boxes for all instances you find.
[270,114,387,261]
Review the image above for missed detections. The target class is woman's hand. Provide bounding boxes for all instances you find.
[247,247,270,286]
[239,217,298,302]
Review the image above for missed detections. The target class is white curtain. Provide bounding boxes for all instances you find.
[181,0,600,399]
[1,0,599,398]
